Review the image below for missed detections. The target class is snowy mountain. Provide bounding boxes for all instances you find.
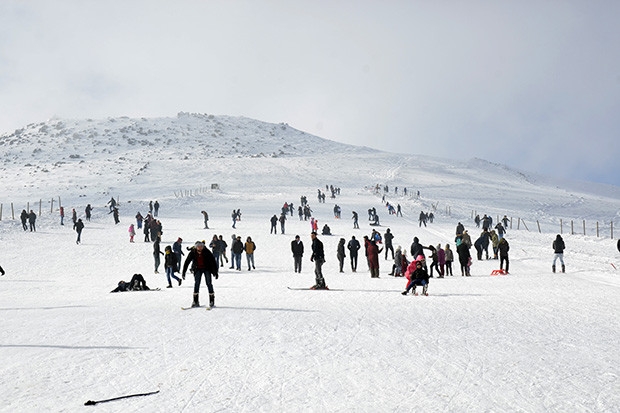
[1,113,619,412]
[1,112,619,228]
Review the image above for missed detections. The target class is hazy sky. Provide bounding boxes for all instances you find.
[1,1,619,186]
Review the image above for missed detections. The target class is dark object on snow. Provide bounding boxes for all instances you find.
[617,239,620,253]
[110,274,150,292]
[84,390,160,406]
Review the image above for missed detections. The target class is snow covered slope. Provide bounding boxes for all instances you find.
[0,114,619,412]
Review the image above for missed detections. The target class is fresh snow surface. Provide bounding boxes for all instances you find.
[1,114,620,412]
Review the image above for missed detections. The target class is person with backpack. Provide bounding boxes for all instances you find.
[552,234,566,273]
[310,232,327,289]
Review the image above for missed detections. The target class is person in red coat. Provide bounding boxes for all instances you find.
[367,239,382,278]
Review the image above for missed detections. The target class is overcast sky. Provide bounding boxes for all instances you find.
[1,1,619,186]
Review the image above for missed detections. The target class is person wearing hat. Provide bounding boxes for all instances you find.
[182,241,219,308]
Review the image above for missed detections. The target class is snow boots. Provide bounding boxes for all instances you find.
[552,265,556,273]
[422,284,428,296]
[209,293,215,308]
[561,264,565,273]
[192,293,200,308]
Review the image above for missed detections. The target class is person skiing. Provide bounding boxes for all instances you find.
[337,238,346,273]
[182,241,218,308]
[310,232,327,289]
[347,236,360,272]
[291,235,304,273]
[402,259,429,296]
[552,234,566,273]
[74,218,84,244]
[164,246,182,288]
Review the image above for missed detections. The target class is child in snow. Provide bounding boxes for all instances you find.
[402,259,429,296]
[128,224,136,243]
[164,246,182,288]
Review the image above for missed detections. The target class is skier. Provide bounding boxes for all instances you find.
[347,236,360,272]
[552,234,566,273]
[310,232,327,289]
[291,235,304,273]
[74,218,84,244]
[164,246,182,288]
[337,238,346,273]
[402,259,430,296]
[182,241,218,308]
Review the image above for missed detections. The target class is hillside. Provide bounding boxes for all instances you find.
[1,113,619,231]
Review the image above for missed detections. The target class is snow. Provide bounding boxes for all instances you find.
[1,113,619,412]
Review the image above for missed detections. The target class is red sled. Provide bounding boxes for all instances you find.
[490,269,508,276]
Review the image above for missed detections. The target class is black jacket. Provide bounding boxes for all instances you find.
[291,240,304,257]
[182,248,218,276]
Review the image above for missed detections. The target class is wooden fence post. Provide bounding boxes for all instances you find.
[560,219,563,234]
[522,219,529,231]
[11,203,14,220]
[571,220,574,235]
[583,220,586,236]
[50,198,54,214]
[39,199,42,216]
[537,220,541,233]
[612,221,614,239]
[596,222,599,238]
